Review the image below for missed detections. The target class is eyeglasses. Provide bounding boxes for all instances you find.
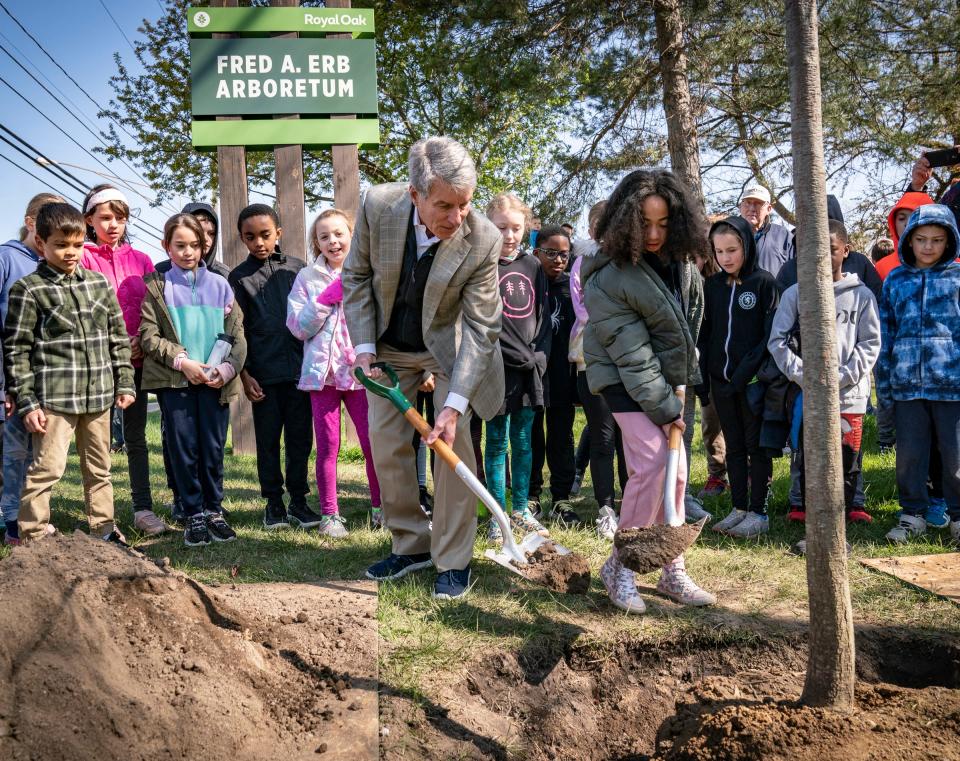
[536,247,570,261]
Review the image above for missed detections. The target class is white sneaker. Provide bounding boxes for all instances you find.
[600,554,646,613]
[712,508,748,534]
[657,567,716,606]
[727,512,769,538]
[596,505,618,541]
[684,494,712,523]
[886,513,926,544]
[133,510,169,536]
[951,520,960,544]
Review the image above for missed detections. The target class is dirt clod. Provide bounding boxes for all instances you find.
[615,521,705,574]
[296,611,310,623]
[518,542,591,594]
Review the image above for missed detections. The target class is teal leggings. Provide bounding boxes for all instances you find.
[484,408,536,513]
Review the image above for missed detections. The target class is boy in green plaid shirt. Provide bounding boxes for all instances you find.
[3,203,135,544]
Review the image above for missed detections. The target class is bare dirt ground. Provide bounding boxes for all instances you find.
[0,534,377,761]
[381,623,960,760]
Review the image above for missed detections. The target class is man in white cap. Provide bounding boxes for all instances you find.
[738,184,795,276]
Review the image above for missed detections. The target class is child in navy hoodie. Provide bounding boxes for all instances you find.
[698,215,779,538]
[878,204,960,544]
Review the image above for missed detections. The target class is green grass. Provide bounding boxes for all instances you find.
[2,408,959,702]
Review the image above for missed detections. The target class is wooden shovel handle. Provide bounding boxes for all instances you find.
[404,408,462,471]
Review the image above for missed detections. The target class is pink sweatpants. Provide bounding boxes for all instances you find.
[612,411,687,530]
[311,387,381,515]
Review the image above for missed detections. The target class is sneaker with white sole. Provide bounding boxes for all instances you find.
[886,513,926,544]
[656,566,716,606]
[925,498,949,529]
[684,494,712,523]
[596,505,618,541]
[511,508,549,536]
[712,508,748,534]
[726,512,769,538]
[600,554,646,613]
[133,510,169,536]
[318,514,349,538]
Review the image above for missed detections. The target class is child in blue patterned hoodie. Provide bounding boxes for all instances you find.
[877,204,960,544]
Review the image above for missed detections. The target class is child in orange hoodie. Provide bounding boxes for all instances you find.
[875,190,934,280]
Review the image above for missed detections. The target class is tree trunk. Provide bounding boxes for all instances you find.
[653,0,704,206]
[784,0,856,709]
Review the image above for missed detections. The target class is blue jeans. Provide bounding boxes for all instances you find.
[1,413,32,524]
[484,408,536,512]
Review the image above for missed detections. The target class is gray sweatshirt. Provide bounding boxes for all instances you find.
[767,273,880,413]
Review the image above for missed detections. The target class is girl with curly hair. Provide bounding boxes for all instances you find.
[582,168,713,613]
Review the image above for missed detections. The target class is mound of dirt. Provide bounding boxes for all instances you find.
[655,680,960,761]
[615,521,705,575]
[521,542,590,594]
[0,534,377,761]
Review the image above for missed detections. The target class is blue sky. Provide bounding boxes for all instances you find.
[0,0,174,260]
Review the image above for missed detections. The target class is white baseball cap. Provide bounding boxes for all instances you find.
[740,184,771,204]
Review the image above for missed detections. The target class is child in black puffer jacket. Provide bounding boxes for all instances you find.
[698,215,779,538]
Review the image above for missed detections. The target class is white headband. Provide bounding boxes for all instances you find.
[84,188,129,214]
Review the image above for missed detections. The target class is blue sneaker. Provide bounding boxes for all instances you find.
[433,566,471,600]
[365,552,433,581]
[925,498,949,529]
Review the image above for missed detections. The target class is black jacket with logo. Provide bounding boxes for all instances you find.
[698,215,779,397]
[228,251,306,385]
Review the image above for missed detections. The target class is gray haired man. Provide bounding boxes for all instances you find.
[342,136,504,600]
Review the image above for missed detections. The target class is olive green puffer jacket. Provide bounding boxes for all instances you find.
[582,251,700,426]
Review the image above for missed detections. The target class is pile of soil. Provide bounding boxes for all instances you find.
[520,542,590,594]
[615,522,705,575]
[382,628,960,760]
[0,534,377,761]
[655,680,960,761]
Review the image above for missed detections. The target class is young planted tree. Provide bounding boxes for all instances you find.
[784,0,856,708]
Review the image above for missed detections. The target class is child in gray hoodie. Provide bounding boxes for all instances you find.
[768,219,881,524]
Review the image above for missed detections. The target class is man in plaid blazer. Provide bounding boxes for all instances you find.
[342,136,503,600]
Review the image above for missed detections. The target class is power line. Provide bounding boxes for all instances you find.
[0,133,87,196]
[0,123,89,189]
[0,77,176,224]
[0,151,83,207]
[96,0,137,55]
[0,0,138,143]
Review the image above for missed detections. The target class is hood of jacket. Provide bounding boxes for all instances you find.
[710,215,758,279]
[182,202,220,268]
[897,203,959,271]
[887,190,934,249]
[0,239,40,264]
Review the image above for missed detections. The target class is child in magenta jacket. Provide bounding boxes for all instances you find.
[81,184,165,537]
[286,209,381,537]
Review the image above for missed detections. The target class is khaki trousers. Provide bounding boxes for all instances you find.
[18,409,115,542]
[369,347,476,572]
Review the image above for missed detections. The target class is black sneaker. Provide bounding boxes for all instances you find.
[550,499,583,525]
[527,499,542,518]
[205,512,237,543]
[184,515,210,547]
[433,566,471,600]
[287,499,322,528]
[102,528,129,547]
[365,552,433,581]
[263,499,289,530]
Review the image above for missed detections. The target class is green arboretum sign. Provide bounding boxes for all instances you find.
[188,6,379,149]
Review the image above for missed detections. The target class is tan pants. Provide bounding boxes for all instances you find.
[18,409,115,542]
[369,347,476,572]
[701,397,727,480]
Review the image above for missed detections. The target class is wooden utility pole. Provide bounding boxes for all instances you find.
[213,0,256,455]
[327,0,361,216]
[785,0,856,709]
[272,0,307,260]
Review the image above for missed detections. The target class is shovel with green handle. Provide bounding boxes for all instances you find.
[355,363,571,578]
